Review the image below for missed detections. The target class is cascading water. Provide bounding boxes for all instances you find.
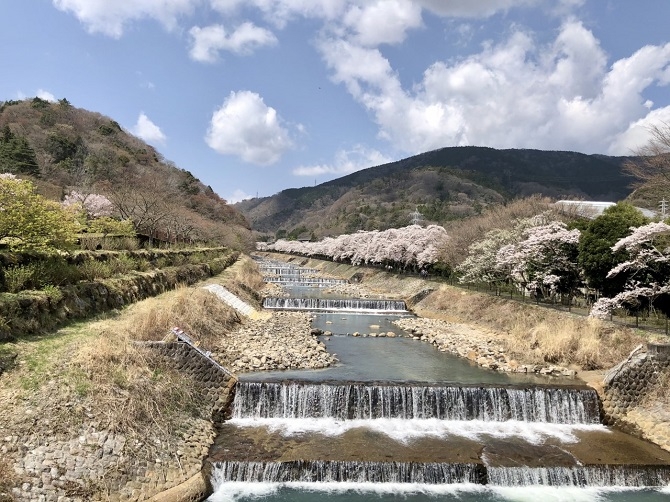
[262,297,408,312]
[233,381,600,424]
[212,460,485,484]
[207,257,670,501]
[264,277,349,285]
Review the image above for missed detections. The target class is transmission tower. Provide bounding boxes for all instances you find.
[409,207,423,225]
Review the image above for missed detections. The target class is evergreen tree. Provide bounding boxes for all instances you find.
[578,203,649,296]
[0,126,40,176]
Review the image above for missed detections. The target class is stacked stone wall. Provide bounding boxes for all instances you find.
[4,341,237,501]
[602,344,670,434]
[144,341,238,422]
[0,251,239,341]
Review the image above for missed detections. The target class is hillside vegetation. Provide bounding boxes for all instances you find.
[0,97,251,249]
[237,146,636,239]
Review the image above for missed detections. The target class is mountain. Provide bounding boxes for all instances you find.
[236,146,636,238]
[0,97,252,249]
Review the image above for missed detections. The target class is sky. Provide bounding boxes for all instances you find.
[1,1,670,203]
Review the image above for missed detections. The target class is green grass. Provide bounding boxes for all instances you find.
[4,321,100,392]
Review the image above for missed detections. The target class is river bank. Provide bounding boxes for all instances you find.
[0,255,337,502]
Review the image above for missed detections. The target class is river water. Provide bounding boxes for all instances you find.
[206,259,670,502]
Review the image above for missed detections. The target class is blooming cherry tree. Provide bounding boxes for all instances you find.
[267,224,448,270]
[62,190,114,218]
[495,220,581,299]
[590,222,670,318]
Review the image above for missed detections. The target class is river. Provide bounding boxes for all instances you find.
[206,258,670,502]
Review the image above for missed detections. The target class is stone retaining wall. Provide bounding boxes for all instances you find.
[144,341,238,422]
[0,251,239,341]
[4,340,237,501]
[601,343,670,438]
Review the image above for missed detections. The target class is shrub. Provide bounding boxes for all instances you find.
[3,264,35,293]
[108,255,138,275]
[78,260,112,280]
[42,284,64,303]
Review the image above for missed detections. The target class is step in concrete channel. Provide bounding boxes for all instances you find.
[202,284,269,320]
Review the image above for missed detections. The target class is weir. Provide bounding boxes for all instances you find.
[212,460,484,484]
[232,381,600,424]
[210,460,670,487]
[206,256,670,500]
[263,277,349,285]
[259,267,319,275]
[262,297,408,312]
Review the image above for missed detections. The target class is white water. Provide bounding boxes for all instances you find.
[207,481,670,502]
[227,416,606,444]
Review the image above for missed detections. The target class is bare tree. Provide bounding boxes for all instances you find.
[624,121,670,190]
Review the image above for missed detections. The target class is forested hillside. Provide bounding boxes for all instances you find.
[237,146,636,239]
[0,97,251,249]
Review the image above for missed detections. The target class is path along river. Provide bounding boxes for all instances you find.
[205,258,670,502]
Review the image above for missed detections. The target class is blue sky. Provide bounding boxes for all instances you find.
[2,1,670,203]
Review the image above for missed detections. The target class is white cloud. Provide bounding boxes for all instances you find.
[417,0,537,18]
[608,107,670,156]
[37,89,57,102]
[52,0,197,38]
[205,90,293,165]
[132,112,167,145]
[189,22,277,62]
[227,188,253,204]
[318,21,670,155]
[210,0,348,27]
[293,146,391,176]
[342,0,422,46]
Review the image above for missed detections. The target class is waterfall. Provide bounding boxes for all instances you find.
[232,381,600,424]
[264,277,349,285]
[259,267,318,275]
[262,297,408,312]
[211,461,670,488]
[211,460,485,484]
[487,465,670,487]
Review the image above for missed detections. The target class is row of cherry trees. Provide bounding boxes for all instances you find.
[261,202,670,319]
[263,224,449,270]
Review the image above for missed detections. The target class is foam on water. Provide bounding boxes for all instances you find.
[207,482,665,502]
[227,416,607,444]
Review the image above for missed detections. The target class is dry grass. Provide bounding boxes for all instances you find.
[109,286,241,346]
[207,255,266,308]
[65,264,257,436]
[70,331,199,436]
[0,458,17,502]
[420,285,649,370]
[6,273,248,440]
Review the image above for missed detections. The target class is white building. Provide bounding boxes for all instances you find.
[554,200,657,219]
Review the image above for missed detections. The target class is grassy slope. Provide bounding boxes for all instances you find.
[0,255,263,500]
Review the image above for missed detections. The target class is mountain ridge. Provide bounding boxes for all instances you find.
[236,146,637,238]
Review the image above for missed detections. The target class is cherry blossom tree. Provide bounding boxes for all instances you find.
[456,212,552,287]
[496,221,581,300]
[267,225,449,270]
[62,190,114,218]
[590,222,670,319]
